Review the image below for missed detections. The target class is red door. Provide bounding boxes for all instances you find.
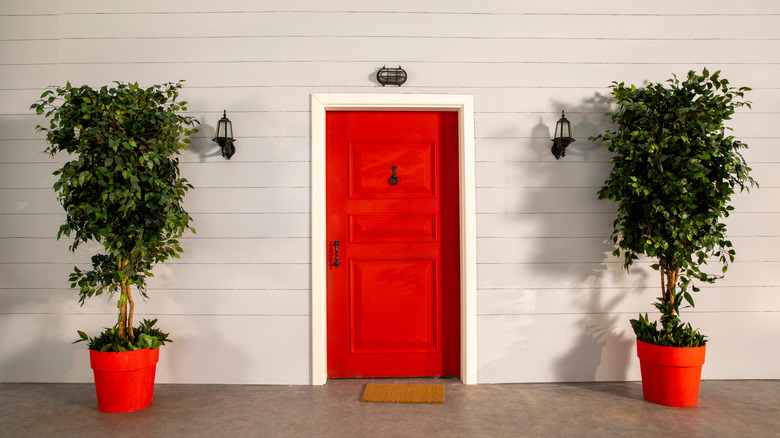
[326,111,460,378]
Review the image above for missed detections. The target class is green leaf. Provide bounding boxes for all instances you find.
[683,291,695,308]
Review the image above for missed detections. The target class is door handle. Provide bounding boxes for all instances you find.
[388,166,399,185]
[333,240,341,268]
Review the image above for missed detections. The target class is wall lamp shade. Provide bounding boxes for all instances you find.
[213,110,236,160]
[551,110,575,159]
[377,65,407,86]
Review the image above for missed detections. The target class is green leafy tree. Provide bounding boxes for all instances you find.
[31,81,198,351]
[592,69,756,347]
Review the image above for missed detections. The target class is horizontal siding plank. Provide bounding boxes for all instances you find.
[7,234,771,265]
[0,140,52,163]
[0,15,60,41]
[0,188,60,214]
[182,162,309,188]
[56,1,780,16]
[183,187,309,214]
[145,262,312,291]
[0,40,60,64]
[179,137,310,163]
[57,12,780,40]
[476,211,780,239]
[0,213,309,239]
[146,289,310,316]
[0,237,310,264]
[476,137,614,163]
[56,37,777,64]
[729,188,780,213]
[0,263,78,289]
[0,3,59,16]
[725,212,780,237]
[0,288,309,316]
[476,187,615,214]
[477,212,614,238]
[476,162,612,188]
[477,137,777,165]
[7,110,777,146]
[0,214,62,238]
[0,163,57,189]
[0,65,61,91]
[0,89,60,114]
[0,238,84,264]
[477,261,780,290]
[190,213,309,238]
[479,286,780,316]
[33,158,780,190]
[177,238,309,264]
[2,62,770,97]
[478,237,618,264]
[479,113,778,143]
[0,138,309,164]
[4,210,768,241]
[0,116,50,140]
[0,262,311,290]
[476,187,774,214]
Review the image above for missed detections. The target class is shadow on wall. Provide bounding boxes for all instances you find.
[157,318,254,384]
[550,92,638,382]
[0,298,93,383]
[479,91,645,383]
[188,121,224,162]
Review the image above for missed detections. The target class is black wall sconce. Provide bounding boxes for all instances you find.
[551,110,575,159]
[213,110,236,160]
[377,65,407,86]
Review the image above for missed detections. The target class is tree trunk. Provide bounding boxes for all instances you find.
[125,283,135,342]
[662,263,680,313]
[117,294,127,339]
[117,259,131,340]
[669,268,680,310]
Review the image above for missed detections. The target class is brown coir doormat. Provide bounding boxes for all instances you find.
[361,383,445,404]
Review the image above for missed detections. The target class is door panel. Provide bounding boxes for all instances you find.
[350,214,437,243]
[326,111,460,378]
[351,258,436,353]
[350,141,436,198]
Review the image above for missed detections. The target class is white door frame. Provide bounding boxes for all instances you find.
[310,93,477,385]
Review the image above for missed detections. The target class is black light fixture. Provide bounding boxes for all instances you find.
[213,110,236,160]
[551,110,575,159]
[377,65,407,86]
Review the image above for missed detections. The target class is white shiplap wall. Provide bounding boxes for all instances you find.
[1,0,778,384]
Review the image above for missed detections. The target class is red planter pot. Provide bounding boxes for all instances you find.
[89,348,160,413]
[636,339,706,407]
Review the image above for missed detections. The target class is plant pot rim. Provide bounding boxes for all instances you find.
[636,338,706,368]
[636,338,707,350]
[88,347,161,353]
[89,347,160,373]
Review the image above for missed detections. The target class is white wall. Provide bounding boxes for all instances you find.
[1,0,778,384]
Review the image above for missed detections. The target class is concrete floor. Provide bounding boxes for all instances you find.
[1,379,778,437]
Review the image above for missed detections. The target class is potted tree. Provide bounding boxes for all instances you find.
[31,81,198,413]
[592,69,756,407]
